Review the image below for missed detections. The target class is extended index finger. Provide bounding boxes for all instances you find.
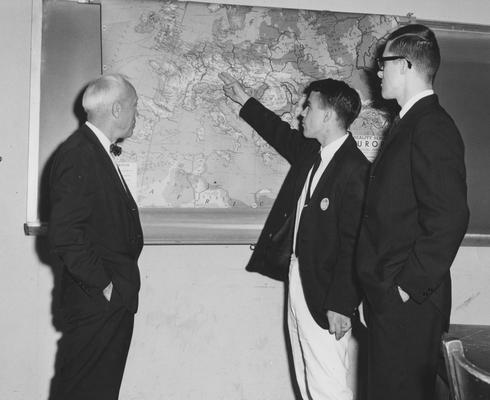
[218,71,236,85]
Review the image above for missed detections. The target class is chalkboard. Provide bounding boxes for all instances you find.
[432,26,490,244]
[25,1,102,235]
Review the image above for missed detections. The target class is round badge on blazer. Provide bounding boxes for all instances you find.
[320,197,329,211]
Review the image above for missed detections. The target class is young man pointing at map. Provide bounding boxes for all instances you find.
[220,72,368,400]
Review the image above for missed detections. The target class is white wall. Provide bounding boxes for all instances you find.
[122,246,291,400]
[0,1,489,399]
[0,1,47,398]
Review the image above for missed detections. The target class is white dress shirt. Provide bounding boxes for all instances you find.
[399,89,434,119]
[85,121,128,192]
[293,133,349,253]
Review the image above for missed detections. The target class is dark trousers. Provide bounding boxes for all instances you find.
[50,300,134,400]
[364,287,445,400]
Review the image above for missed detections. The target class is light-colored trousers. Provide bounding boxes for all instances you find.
[287,255,356,400]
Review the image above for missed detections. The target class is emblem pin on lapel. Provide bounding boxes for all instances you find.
[320,197,329,211]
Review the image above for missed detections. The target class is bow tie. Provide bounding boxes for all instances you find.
[110,143,122,157]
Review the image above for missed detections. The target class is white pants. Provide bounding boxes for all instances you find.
[287,256,355,400]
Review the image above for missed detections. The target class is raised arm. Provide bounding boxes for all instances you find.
[219,72,316,164]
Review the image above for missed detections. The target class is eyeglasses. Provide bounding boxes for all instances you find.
[376,56,412,71]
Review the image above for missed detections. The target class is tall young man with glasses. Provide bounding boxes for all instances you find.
[356,24,469,400]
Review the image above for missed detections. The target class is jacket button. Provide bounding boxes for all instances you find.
[363,214,369,219]
[369,175,375,180]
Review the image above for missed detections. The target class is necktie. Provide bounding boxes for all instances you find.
[386,115,400,138]
[304,152,322,206]
[110,143,122,156]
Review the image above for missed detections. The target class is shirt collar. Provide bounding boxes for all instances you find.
[399,89,434,119]
[86,121,113,156]
[319,133,348,162]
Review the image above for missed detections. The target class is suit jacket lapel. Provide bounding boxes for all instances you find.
[82,125,135,204]
[117,166,139,207]
[309,134,355,204]
[293,148,320,202]
[372,94,438,170]
[372,116,403,169]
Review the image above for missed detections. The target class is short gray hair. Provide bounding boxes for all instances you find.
[82,73,134,116]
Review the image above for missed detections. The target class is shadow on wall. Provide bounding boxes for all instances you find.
[34,87,87,400]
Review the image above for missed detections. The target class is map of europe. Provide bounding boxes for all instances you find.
[102,0,398,209]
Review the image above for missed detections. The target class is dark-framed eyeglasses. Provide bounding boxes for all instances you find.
[376,56,412,71]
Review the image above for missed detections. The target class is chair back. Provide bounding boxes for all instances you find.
[442,338,490,400]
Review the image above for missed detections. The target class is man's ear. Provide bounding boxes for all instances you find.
[400,59,411,75]
[112,101,122,119]
[323,107,333,123]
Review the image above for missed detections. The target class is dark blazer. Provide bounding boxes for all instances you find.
[242,98,369,329]
[356,94,469,323]
[48,124,143,314]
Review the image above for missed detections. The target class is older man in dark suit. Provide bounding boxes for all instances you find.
[220,72,369,400]
[356,24,469,400]
[48,73,143,400]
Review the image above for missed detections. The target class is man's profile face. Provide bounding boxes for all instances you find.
[300,91,327,142]
[377,43,404,101]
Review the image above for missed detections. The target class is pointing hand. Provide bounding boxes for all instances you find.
[218,72,251,106]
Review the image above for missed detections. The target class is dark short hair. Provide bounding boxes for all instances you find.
[304,79,361,129]
[386,24,440,83]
